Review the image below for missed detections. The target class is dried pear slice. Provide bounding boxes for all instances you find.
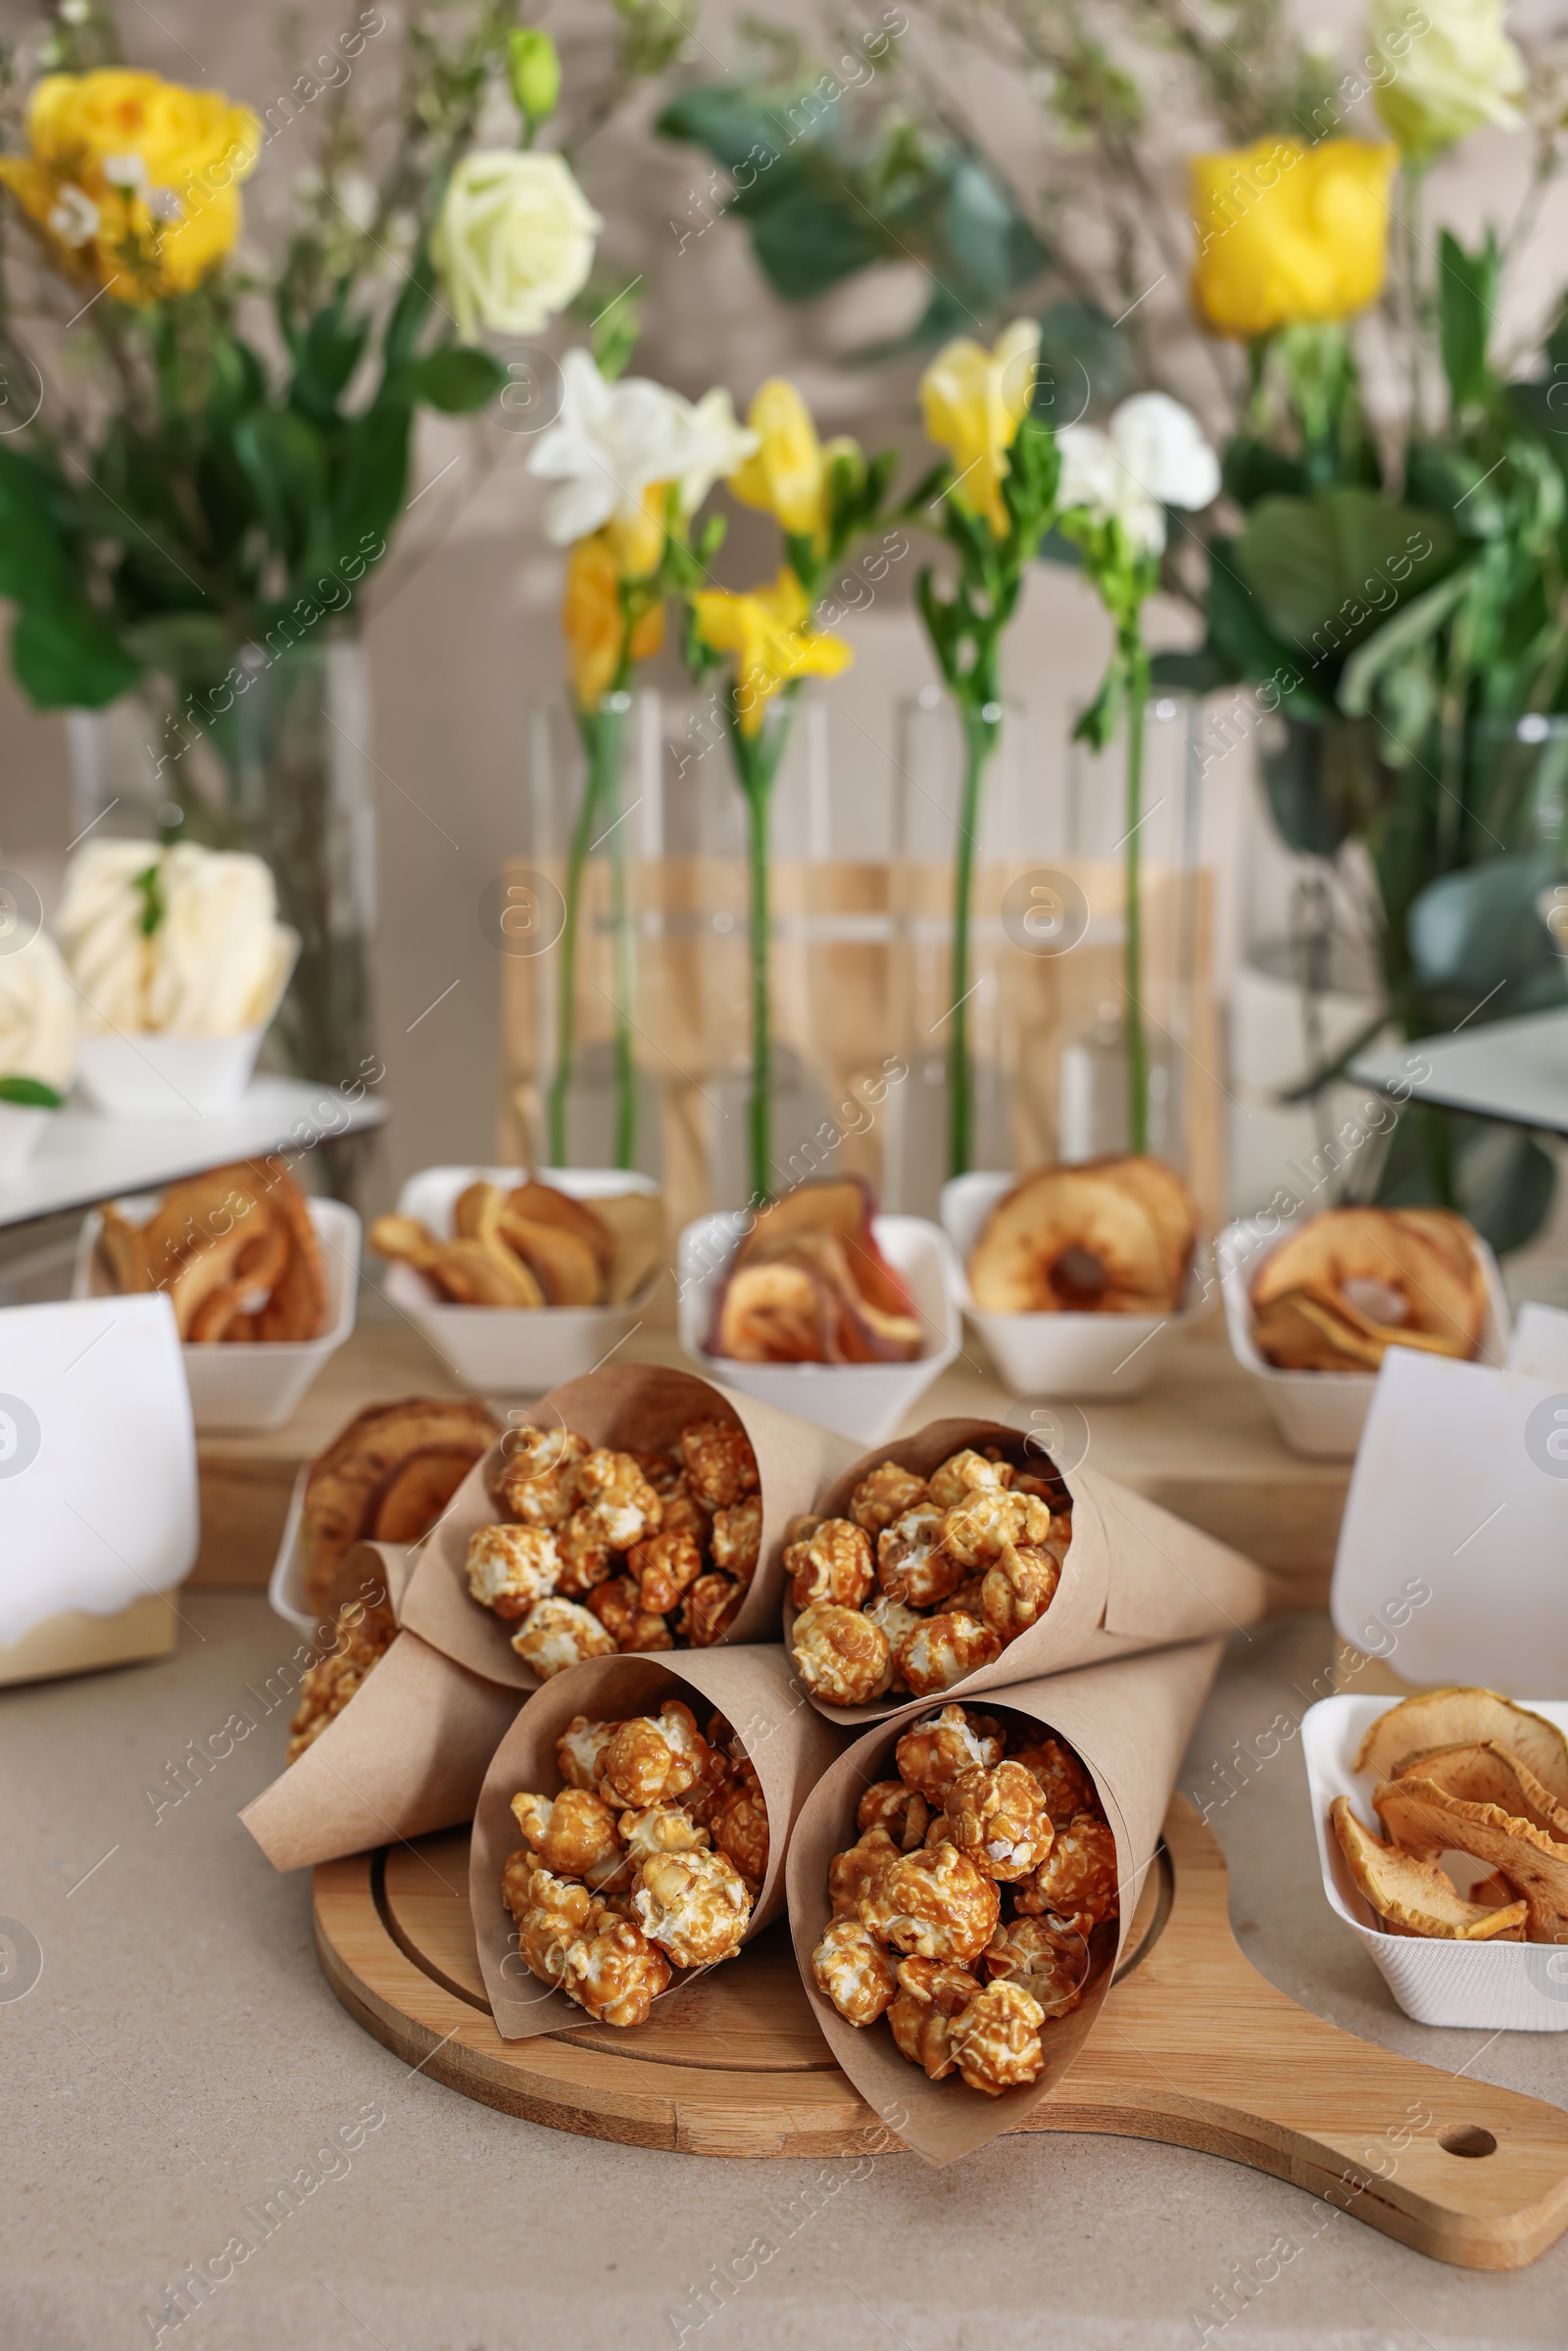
[1330,1797,1529,1939]
[1392,1741,1568,1843]
[507,1180,616,1277]
[1356,1689,1568,1807]
[369,1213,444,1268]
[453,1180,506,1246]
[583,1190,664,1303]
[496,1210,602,1305]
[1372,1778,1568,1943]
[425,1238,545,1307]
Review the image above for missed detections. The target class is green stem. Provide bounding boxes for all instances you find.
[604,706,637,1170]
[746,770,772,1204]
[1122,631,1152,1156]
[949,698,998,1180]
[549,689,632,1167]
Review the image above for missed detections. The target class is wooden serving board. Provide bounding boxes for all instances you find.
[313,1795,1568,2270]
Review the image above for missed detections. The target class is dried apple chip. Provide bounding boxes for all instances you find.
[1330,1798,1528,1940]
[1372,1778,1568,1945]
[1355,1689,1568,1809]
[1391,1741,1568,1844]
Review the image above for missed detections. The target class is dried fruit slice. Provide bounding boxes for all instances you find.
[302,1396,498,1615]
[1080,1153,1197,1298]
[166,1223,253,1339]
[253,1164,328,1341]
[453,1180,507,1245]
[1356,1690,1568,1807]
[94,1202,153,1294]
[1250,1208,1481,1364]
[585,1189,664,1302]
[1391,1742,1568,1843]
[1330,1797,1529,1939]
[1250,1289,1379,1371]
[497,1210,603,1305]
[507,1181,616,1278]
[715,1258,840,1362]
[968,1165,1172,1313]
[1371,1777,1568,1944]
[428,1239,547,1307]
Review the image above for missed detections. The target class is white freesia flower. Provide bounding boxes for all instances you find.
[1369,0,1525,157]
[528,351,759,544]
[1057,393,1219,559]
[0,929,76,1091]
[58,841,295,1038]
[432,151,602,342]
[677,386,760,517]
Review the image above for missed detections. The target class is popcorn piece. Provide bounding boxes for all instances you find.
[897,1610,1003,1698]
[811,1917,897,2027]
[945,1761,1054,1882]
[927,1449,1010,1512]
[558,1714,617,1791]
[618,1802,710,1865]
[659,1480,711,1541]
[864,1594,919,1687]
[465,1522,560,1619]
[948,1980,1045,2094]
[679,1572,744,1647]
[685,1738,739,1830]
[857,1779,931,1853]
[634,1848,752,1967]
[923,1810,951,1848]
[599,1700,709,1808]
[860,1842,1000,1964]
[585,1575,673,1653]
[285,1602,395,1764]
[511,1595,617,1678]
[1015,1814,1119,1934]
[501,1844,544,1923]
[511,1786,622,1879]
[829,1824,898,1919]
[628,1528,705,1616]
[632,1449,682,1494]
[710,1494,762,1585]
[984,1915,1088,2018]
[511,1864,595,1987]
[573,1449,663,1549]
[887,1956,983,2080]
[553,1510,615,1597]
[494,1426,590,1527]
[894,1705,1005,1797]
[679,1417,760,1510]
[562,1905,672,2026]
[789,1519,875,1611]
[980,1543,1061,1641]
[1010,1737,1096,1824]
[792,1602,893,1706]
[876,1504,963,1610]
[850,1459,928,1536]
[941,1487,1051,1570]
[711,1778,770,1887]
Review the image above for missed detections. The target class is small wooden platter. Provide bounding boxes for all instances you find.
[314,1796,1568,2270]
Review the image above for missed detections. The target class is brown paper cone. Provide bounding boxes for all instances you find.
[400,1362,839,1692]
[239,1629,521,1871]
[469,1644,848,2040]
[791,1414,1266,1723]
[785,1638,1224,2165]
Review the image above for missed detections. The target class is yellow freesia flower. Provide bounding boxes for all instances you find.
[0,69,260,301]
[692,568,852,737]
[918,319,1041,538]
[563,532,663,709]
[1190,137,1397,340]
[604,480,666,579]
[729,379,845,547]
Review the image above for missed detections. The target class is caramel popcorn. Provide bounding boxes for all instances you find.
[680,1417,760,1509]
[1011,1737,1095,1823]
[574,1448,663,1548]
[857,1779,932,1852]
[285,1602,396,1765]
[509,1862,595,1988]
[494,1426,590,1527]
[634,1848,752,1967]
[898,1610,1003,1697]
[876,1505,963,1609]
[553,1511,614,1596]
[945,1762,1054,1882]
[927,1449,1010,1512]
[564,1907,673,2026]
[629,1528,705,1615]
[829,1824,899,1919]
[512,1787,622,1880]
[792,1601,893,1705]
[887,1956,984,2081]
[586,1575,674,1653]
[1015,1815,1119,1935]
[710,1779,770,1887]
[632,1449,682,1494]
[812,1917,897,2026]
[558,1715,617,1791]
[861,1843,1000,1964]
[894,1706,1005,1796]
[788,1518,875,1611]
[710,1494,762,1584]
[599,1700,709,1808]
[465,1523,560,1619]
[949,1980,1045,2094]
[680,1572,744,1646]
[501,1844,543,1922]
[511,1595,617,1678]
[685,1738,739,1830]
[941,1486,1052,1570]
[850,1459,929,1536]
[618,1802,711,1865]
[984,1915,1088,2018]
[660,1482,711,1541]
[980,1544,1061,1641]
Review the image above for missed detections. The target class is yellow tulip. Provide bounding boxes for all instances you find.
[1190,137,1397,340]
[563,532,663,709]
[918,319,1041,537]
[691,568,852,737]
[0,69,260,301]
[729,379,838,545]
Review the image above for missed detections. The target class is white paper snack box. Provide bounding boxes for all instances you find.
[0,1293,197,1686]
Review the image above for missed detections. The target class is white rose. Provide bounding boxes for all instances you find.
[0,929,76,1092]
[1369,0,1526,157]
[432,151,602,342]
[58,840,294,1037]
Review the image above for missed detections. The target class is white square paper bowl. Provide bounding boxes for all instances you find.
[381,1165,661,1395]
[74,1027,268,1120]
[74,1193,360,1433]
[1218,1214,1511,1460]
[1303,1692,1568,2031]
[676,1209,960,1447]
[940,1171,1209,1398]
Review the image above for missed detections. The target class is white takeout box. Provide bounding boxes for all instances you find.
[676,1208,960,1447]
[74,1191,360,1432]
[267,1470,415,1638]
[380,1164,661,1394]
[1304,1692,1568,2031]
[1506,1300,1568,1383]
[1217,1211,1511,1459]
[941,1171,1210,1398]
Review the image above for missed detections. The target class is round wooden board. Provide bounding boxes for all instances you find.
[315,1796,1568,2267]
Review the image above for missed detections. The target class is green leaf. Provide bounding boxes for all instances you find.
[404,346,507,414]
[122,612,236,684]
[0,445,79,607]
[1201,534,1328,714]
[1337,562,1477,716]
[1222,435,1310,509]
[290,301,371,422]
[1236,489,1458,656]
[232,409,327,563]
[1438,229,1499,414]
[329,395,414,555]
[132,859,166,937]
[10,601,140,710]
[0,1075,62,1108]
[1150,644,1240,693]
[1375,1106,1555,1256]
[1035,300,1133,419]
[745,176,886,300]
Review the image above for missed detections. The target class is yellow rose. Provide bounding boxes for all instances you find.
[729,379,843,546]
[691,568,852,737]
[563,532,663,710]
[918,319,1041,537]
[1190,138,1397,340]
[0,69,259,300]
